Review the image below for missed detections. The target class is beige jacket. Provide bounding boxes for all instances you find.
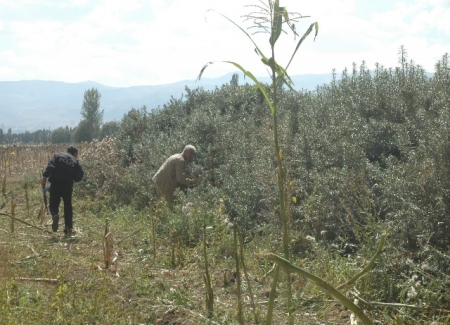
[152,153,192,193]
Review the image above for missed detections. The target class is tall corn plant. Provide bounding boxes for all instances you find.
[197,0,318,320]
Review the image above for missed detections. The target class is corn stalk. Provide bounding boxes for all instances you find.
[265,264,280,325]
[10,193,15,233]
[24,185,29,219]
[1,172,6,197]
[233,221,244,324]
[102,218,114,269]
[39,199,46,225]
[170,230,184,268]
[202,213,214,318]
[238,229,259,323]
[198,2,318,322]
[150,203,157,263]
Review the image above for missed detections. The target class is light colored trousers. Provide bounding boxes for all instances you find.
[154,183,174,208]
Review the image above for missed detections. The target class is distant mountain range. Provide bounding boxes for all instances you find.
[1,72,334,132]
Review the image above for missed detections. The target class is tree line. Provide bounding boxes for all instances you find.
[0,88,119,144]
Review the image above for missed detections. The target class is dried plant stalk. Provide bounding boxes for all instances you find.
[10,194,15,233]
[102,219,114,269]
[233,221,244,324]
[1,172,5,197]
[24,186,29,218]
[176,235,184,266]
[239,229,259,323]
[266,264,280,325]
[0,212,51,232]
[170,234,176,268]
[149,203,157,263]
[40,200,45,225]
[202,214,214,318]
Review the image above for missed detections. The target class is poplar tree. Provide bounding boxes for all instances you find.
[76,88,103,142]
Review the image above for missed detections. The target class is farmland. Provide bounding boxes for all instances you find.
[1,53,450,324]
[1,125,449,324]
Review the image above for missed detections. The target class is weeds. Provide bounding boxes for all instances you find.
[0,150,448,324]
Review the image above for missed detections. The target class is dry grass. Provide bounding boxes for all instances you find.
[1,144,448,325]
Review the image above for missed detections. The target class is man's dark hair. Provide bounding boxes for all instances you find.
[67,146,78,156]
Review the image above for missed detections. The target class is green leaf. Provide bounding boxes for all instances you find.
[197,59,275,115]
[197,62,214,81]
[282,7,297,36]
[204,9,297,92]
[261,56,271,67]
[264,57,295,91]
[282,7,290,24]
[285,22,318,71]
[270,2,283,46]
[224,61,275,115]
[207,10,270,66]
[263,253,375,325]
[314,22,319,40]
[274,63,295,91]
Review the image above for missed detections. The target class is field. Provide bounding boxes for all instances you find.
[1,144,449,325]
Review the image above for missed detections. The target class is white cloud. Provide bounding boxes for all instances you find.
[0,0,447,86]
[58,0,90,7]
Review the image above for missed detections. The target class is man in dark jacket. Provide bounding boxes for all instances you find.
[41,146,84,236]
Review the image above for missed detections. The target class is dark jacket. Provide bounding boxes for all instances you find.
[43,152,84,185]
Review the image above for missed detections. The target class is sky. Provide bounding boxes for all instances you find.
[0,0,449,87]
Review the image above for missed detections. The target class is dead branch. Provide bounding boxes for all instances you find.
[351,291,450,314]
[0,212,52,234]
[10,277,58,283]
[116,228,144,246]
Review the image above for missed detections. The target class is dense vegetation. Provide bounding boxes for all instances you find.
[81,52,450,319]
[1,52,450,324]
[101,52,450,247]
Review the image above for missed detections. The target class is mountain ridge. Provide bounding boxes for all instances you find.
[1,72,334,131]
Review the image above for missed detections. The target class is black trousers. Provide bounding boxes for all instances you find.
[49,181,74,231]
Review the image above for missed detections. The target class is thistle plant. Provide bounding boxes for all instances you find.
[197,0,318,321]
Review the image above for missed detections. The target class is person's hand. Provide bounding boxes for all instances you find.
[183,173,194,180]
[41,178,47,185]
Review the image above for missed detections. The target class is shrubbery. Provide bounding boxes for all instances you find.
[77,55,450,306]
